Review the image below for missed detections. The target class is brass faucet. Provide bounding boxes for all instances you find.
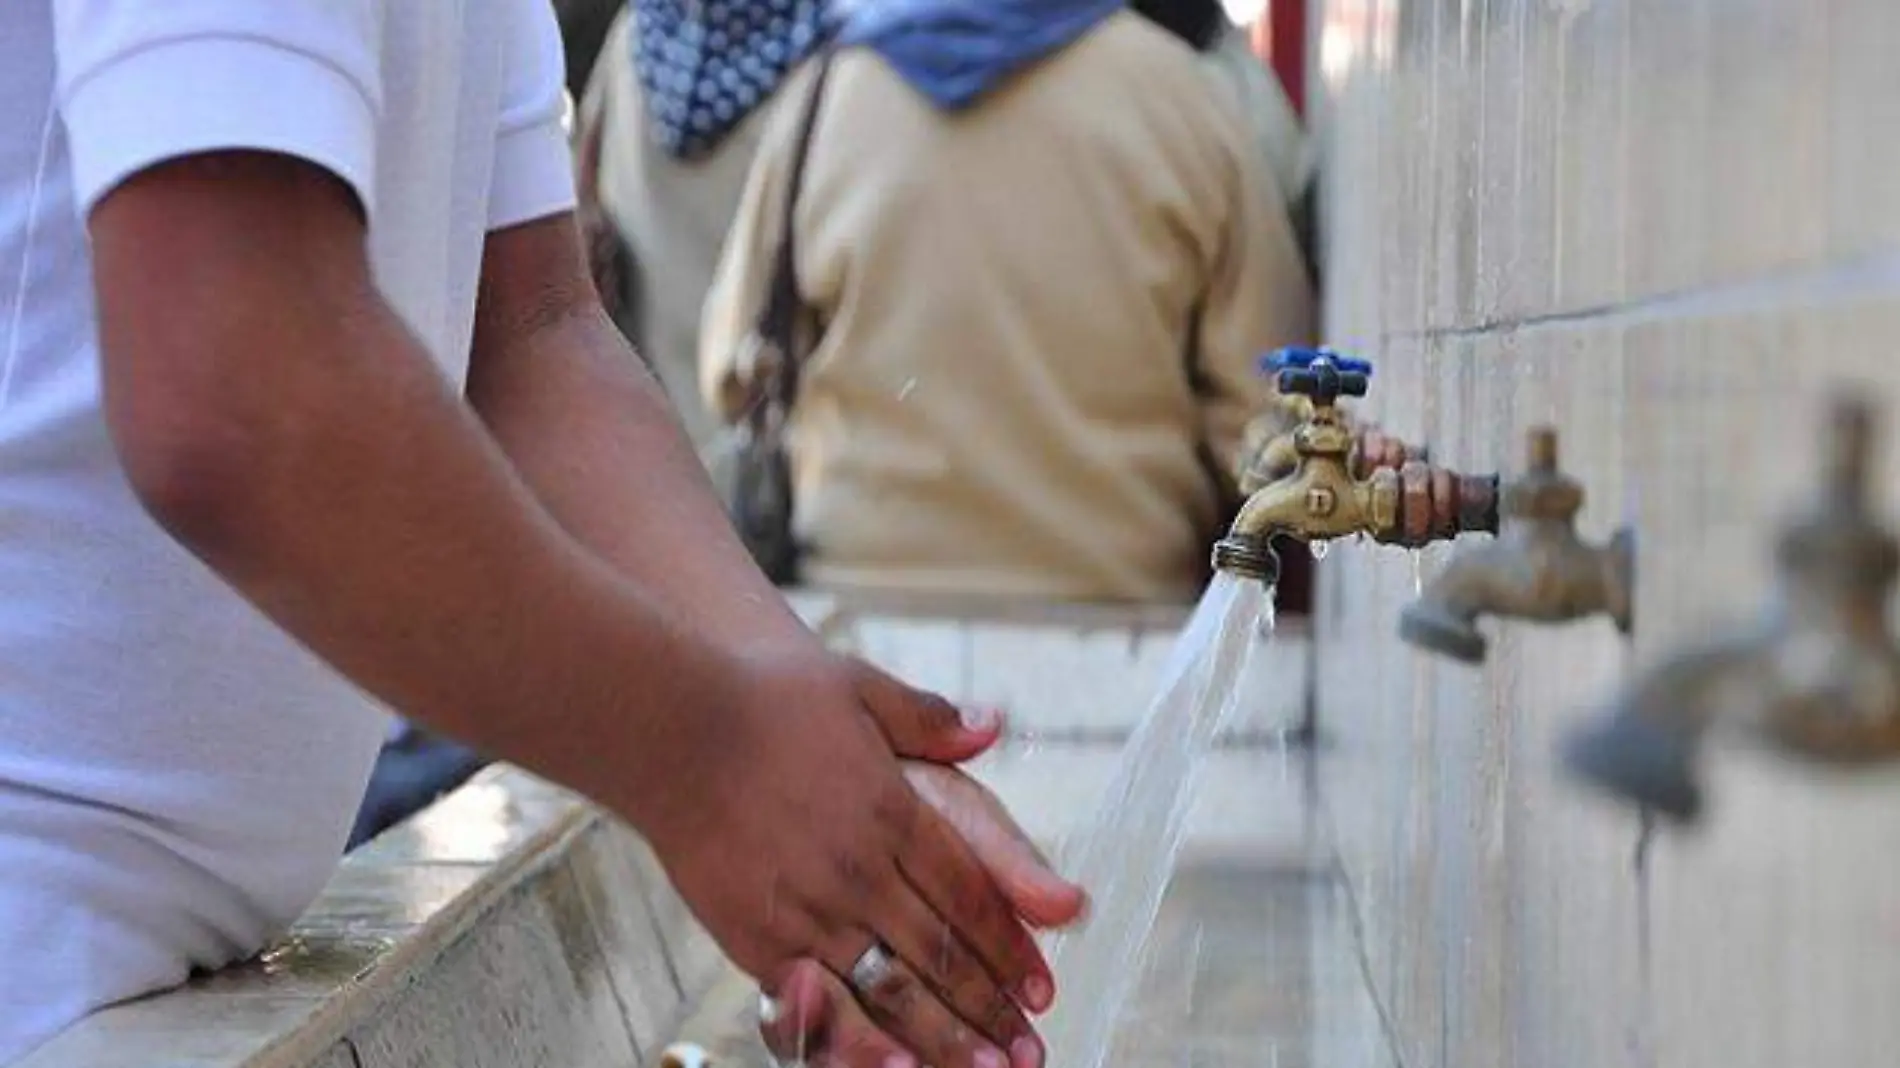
[1562,394,1900,823]
[1398,427,1635,664]
[1211,349,1500,585]
[1235,392,1312,494]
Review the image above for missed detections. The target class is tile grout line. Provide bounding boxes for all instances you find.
[1394,245,1900,343]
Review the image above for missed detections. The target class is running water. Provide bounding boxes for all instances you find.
[1038,573,1270,1067]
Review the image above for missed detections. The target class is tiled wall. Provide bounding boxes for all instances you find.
[1308,2,1900,1067]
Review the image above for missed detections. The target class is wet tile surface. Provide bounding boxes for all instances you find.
[290,863,490,936]
[350,770,584,867]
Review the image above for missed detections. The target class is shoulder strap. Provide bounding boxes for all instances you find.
[758,50,837,408]
[1182,298,1242,511]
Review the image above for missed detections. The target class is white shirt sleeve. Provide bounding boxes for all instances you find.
[487,0,578,232]
[52,2,385,218]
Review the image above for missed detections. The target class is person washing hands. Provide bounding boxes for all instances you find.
[0,4,1072,1066]
[766,762,1090,1067]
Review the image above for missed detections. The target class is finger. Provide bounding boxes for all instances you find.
[761,961,916,1068]
[1399,461,1433,545]
[1351,427,1382,479]
[854,660,1002,762]
[901,765,1087,929]
[883,792,1052,1012]
[760,962,827,1066]
[873,866,1042,1039]
[825,938,1032,1068]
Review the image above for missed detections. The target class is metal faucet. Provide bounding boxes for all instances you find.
[1398,427,1635,664]
[1235,391,1311,494]
[1211,349,1500,585]
[1562,394,1900,823]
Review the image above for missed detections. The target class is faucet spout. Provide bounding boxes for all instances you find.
[1399,427,1632,663]
[1560,393,1900,822]
[1561,634,1764,822]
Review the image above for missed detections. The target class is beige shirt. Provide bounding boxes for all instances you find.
[702,14,1313,604]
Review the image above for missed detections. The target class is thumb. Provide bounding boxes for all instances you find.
[852,659,1002,763]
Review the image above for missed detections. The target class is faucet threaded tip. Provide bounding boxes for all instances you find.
[1211,535,1281,585]
[1456,473,1501,535]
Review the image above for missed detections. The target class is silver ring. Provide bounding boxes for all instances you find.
[848,941,897,995]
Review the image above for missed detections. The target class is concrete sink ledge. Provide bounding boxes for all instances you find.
[19,593,1315,1068]
[19,766,728,1068]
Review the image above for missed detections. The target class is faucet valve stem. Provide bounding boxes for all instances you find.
[1527,426,1559,473]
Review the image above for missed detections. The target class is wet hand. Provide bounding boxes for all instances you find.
[898,762,1086,930]
[760,762,1087,1068]
[638,650,1055,1068]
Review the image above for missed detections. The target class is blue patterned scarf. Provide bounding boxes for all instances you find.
[633,0,840,159]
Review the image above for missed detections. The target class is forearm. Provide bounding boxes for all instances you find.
[468,302,817,654]
[102,277,728,831]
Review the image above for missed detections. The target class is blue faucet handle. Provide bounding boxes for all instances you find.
[1259,347,1375,377]
[1263,347,1372,405]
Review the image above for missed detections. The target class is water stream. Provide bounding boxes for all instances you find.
[1037,573,1272,1067]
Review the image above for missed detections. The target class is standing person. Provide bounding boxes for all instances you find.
[0,4,1070,1066]
[577,0,836,455]
[701,0,1318,604]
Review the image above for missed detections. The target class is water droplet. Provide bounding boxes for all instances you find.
[1310,540,1331,561]
[897,377,918,401]
[1411,552,1425,598]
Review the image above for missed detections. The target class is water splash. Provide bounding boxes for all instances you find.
[1038,573,1270,1068]
[1411,551,1425,598]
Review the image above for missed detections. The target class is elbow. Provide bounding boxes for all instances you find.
[104,370,275,565]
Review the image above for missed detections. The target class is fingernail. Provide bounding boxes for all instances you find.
[1020,974,1053,1013]
[975,1048,1008,1068]
[960,705,1002,732]
[884,1055,917,1068]
[1011,1036,1044,1068]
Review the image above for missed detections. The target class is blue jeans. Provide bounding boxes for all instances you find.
[346,726,491,851]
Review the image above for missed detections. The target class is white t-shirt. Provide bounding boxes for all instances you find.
[0,2,575,1059]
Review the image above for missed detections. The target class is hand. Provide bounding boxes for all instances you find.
[1350,421,1426,477]
[759,763,1087,1068]
[634,650,1055,1068]
[1388,460,1465,546]
[1250,418,1425,488]
[1350,427,1467,545]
